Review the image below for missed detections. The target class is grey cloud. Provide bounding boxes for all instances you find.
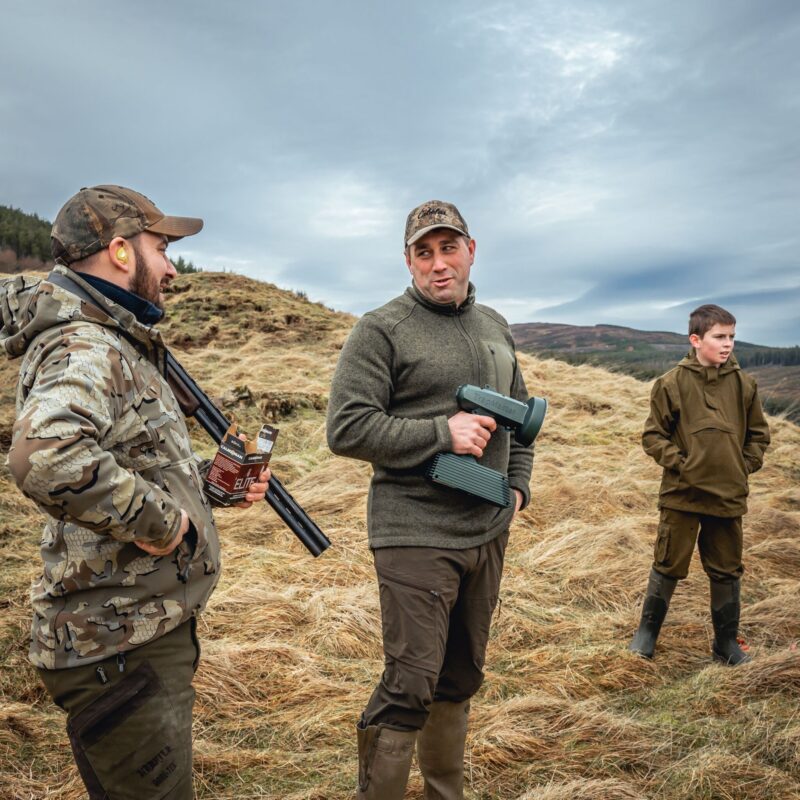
[1,0,798,345]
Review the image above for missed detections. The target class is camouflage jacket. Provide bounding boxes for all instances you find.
[1,266,220,669]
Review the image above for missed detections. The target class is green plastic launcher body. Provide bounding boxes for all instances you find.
[426,385,547,508]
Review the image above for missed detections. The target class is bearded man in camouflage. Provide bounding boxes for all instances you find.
[1,185,269,800]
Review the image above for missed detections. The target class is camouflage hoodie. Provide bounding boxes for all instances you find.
[1,266,220,669]
[642,351,770,517]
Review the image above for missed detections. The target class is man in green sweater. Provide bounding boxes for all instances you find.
[327,200,534,799]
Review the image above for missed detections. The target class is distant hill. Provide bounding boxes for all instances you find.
[512,322,800,421]
[0,205,53,273]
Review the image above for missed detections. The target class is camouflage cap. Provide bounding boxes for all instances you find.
[404,200,469,248]
[51,185,204,264]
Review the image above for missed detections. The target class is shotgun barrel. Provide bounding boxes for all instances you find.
[164,352,331,557]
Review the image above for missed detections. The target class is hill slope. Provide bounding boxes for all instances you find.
[1,273,799,799]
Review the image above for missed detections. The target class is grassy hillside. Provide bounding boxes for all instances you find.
[512,322,800,422]
[1,273,799,799]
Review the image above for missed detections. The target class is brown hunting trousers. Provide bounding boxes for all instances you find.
[363,530,508,731]
[38,618,200,800]
[653,507,744,582]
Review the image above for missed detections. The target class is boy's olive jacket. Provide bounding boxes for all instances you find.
[1,268,220,669]
[642,352,770,517]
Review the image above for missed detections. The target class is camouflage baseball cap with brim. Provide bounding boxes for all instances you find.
[51,184,204,264]
[404,200,470,247]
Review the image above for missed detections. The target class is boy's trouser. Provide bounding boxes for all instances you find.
[362,530,508,731]
[653,507,743,582]
[38,618,200,800]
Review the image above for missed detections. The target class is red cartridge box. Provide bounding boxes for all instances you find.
[203,423,278,506]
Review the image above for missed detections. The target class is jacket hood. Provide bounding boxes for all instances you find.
[1,266,159,361]
[677,349,741,376]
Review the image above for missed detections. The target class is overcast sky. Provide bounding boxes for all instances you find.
[2,1,798,345]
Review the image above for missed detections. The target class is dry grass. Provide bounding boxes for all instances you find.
[1,272,799,799]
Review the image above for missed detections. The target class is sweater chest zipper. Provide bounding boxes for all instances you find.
[455,315,482,386]
[488,344,500,390]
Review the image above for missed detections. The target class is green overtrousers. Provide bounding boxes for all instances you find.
[38,618,200,800]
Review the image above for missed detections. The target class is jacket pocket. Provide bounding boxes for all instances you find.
[654,522,672,566]
[108,410,172,473]
[162,460,217,570]
[109,372,188,473]
[378,573,445,674]
[486,342,515,395]
[681,418,747,498]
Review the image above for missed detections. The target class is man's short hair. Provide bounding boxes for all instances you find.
[51,185,203,265]
[689,304,736,337]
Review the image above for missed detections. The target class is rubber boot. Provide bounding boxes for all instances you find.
[417,700,469,799]
[628,568,678,659]
[356,722,417,799]
[710,578,751,666]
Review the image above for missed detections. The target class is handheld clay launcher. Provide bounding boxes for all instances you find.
[456,384,547,446]
[426,385,547,508]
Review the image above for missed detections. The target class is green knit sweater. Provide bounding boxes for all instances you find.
[326,283,535,549]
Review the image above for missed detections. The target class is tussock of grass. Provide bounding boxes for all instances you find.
[656,747,799,800]
[1,272,799,798]
[712,652,800,704]
[516,777,647,799]
[471,692,662,780]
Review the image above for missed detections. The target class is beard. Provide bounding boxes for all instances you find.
[128,241,164,310]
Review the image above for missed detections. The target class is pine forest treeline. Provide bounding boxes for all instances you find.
[737,346,800,368]
[0,205,52,262]
[543,346,800,376]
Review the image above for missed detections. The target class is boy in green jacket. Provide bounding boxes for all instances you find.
[629,304,770,665]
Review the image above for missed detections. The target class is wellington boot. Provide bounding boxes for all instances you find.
[629,568,678,659]
[418,700,469,799]
[710,578,751,666]
[356,722,417,799]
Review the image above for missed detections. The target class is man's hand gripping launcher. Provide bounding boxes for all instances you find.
[426,385,547,508]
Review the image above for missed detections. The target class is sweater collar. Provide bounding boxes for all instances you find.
[407,281,476,315]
